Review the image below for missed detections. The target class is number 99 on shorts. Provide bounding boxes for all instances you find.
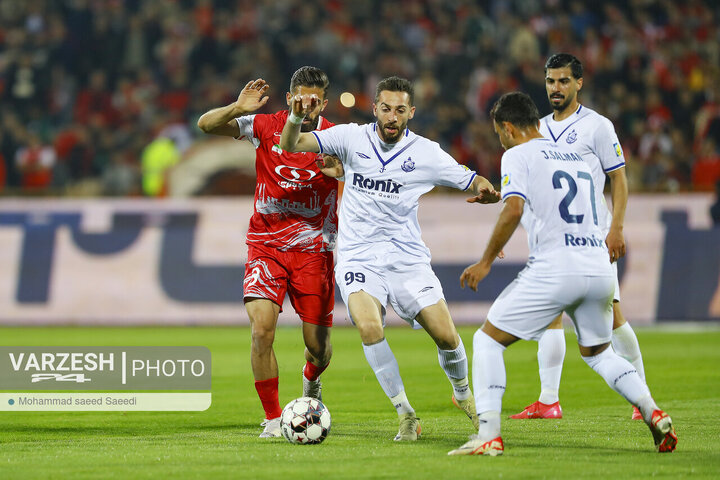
[344,271,366,285]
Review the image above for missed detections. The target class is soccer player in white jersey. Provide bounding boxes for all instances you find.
[448,92,677,456]
[509,53,648,421]
[279,76,500,441]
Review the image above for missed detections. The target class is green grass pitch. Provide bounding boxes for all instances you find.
[1,326,718,479]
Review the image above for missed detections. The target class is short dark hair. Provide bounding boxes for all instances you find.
[290,66,330,98]
[545,53,583,79]
[375,76,414,105]
[490,92,540,128]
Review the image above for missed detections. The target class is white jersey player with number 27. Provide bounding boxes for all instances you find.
[451,92,676,457]
[539,105,625,299]
[488,136,614,344]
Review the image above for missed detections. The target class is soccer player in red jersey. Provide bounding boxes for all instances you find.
[198,67,338,437]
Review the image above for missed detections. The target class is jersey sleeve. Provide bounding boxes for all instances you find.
[234,114,258,144]
[432,143,477,190]
[310,123,357,161]
[500,149,528,201]
[593,117,625,173]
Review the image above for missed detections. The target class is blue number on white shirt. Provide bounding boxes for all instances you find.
[345,272,366,285]
[552,170,598,225]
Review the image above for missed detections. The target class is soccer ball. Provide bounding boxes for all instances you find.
[280,397,331,444]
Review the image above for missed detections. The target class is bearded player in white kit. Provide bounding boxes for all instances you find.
[280,76,500,441]
[509,53,649,421]
[448,92,677,456]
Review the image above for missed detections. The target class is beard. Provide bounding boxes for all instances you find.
[300,115,320,132]
[376,119,405,143]
[549,93,573,111]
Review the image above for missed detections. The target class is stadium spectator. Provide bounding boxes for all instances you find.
[0,1,718,195]
[711,180,720,226]
[15,132,55,191]
[692,139,720,191]
[140,135,178,197]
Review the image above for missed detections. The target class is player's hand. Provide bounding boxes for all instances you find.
[235,79,270,112]
[460,261,491,292]
[316,155,344,178]
[292,93,319,117]
[605,228,626,263]
[466,187,501,204]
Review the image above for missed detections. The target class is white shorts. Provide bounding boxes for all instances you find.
[487,269,615,347]
[335,255,445,328]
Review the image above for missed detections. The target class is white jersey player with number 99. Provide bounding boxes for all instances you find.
[280,76,501,442]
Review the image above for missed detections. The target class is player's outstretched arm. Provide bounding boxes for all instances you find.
[316,155,344,178]
[197,79,270,137]
[279,94,321,153]
[460,196,523,291]
[466,175,500,204]
[605,168,628,263]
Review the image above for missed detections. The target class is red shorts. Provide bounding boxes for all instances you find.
[243,244,334,327]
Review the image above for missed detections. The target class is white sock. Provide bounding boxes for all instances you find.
[438,338,471,401]
[582,347,650,405]
[472,329,507,415]
[537,328,565,404]
[636,394,660,422]
[477,410,501,441]
[612,322,646,383]
[363,339,413,413]
[389,391,414,415]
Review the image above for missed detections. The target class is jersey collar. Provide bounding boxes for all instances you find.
[366,124,418,172]
[544,104,586,143]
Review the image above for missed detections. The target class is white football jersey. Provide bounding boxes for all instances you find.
[312,123,476,261]
[500,137,613,276]
[539,105,625,233]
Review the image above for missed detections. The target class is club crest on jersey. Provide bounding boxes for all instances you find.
[566,130,577,144]
[502,173,511,187]
[401,157,415,172]
[272,144,283,155]
[613,142,623,157]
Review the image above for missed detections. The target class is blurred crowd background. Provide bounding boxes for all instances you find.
[1,0,720,197]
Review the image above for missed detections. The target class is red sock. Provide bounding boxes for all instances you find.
[303,361,329,381]
[254,377,282,419]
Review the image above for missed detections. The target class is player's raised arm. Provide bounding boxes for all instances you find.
[280,94,321,153]
[197,79,270,137]
[466,175,501,204]
[460,196,523,291]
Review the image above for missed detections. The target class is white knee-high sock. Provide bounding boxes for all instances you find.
[363,339,413,415]
[612,322,646,383]
[438,338,471,401]
[537,328,566,404]
[472,330,507,414]
[472,329,506,440]
[582,347,652,407]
